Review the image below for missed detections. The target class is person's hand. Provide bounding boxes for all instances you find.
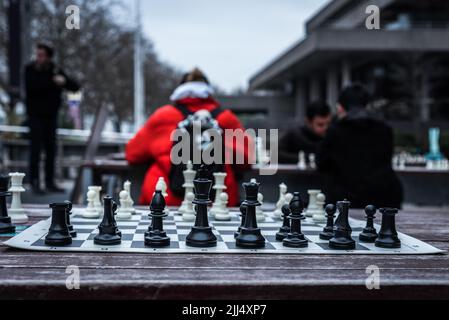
[53,75,66,86]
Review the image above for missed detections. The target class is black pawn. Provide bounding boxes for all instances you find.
[319,204,336,240]
[0,175,15,234]
[236,181,265,249]
[64,201,77,238]
[283,192,308,248]
[145,190,170,247]
[186,166,217,248]
[45,203,72,246]
[329,200,355,250]
[276,204,291,241]
[375,208,401,248]
[359,205,378,243]
[234,203,247,238]
[94,197,121,245]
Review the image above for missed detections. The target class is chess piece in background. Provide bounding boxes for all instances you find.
[298,151,307,170]
[88,186,102,214]
[83,189,101,219]
[179,161,196,215]
[256,192,266,222]
[0,175,15,234]
[145,189,170,247]
[182,192,196,222]
[273,183,288,220]
[236,181,266,249]
[156,177,170,216]
[210,172,227,219]
[329,200,355,250]
[45,203,72,246]
[94,197,121,245]
[123,180,136,215]
[306,189,321,218]
[375,208,401,249]
[234,203,247,238]
[8,172,28,223]
[215,193,231,221]
[359,205,378,243]
[283,192,308,248]
[319,204,336,240]
[186,166,217,248]
[64,201,77,238]
[312,193,326,222]
[116,190,133,220]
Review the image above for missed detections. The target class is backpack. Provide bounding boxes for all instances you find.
[169,104,226,199]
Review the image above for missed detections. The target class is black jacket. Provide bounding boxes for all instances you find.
[316,110,403,209]
[279,125,323,164]
[25,62,80,117]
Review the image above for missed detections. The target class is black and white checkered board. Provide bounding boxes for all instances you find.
[5,209,443,255]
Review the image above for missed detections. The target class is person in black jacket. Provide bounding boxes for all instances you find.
[25,43,80,194]
[279,101,332,164]
[316,84,403,209]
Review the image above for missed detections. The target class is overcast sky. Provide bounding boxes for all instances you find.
[120,0,329,92]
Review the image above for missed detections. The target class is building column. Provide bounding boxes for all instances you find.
[309,76,320,102]
[342,60,352,88]
[326,66,339,110]
[295,79,307,125]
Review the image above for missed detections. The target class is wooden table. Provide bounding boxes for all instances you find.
[0,205,448,300]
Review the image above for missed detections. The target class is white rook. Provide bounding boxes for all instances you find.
[8,173,28,223]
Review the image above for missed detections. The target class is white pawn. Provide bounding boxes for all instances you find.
[215,193,231,221]
[306,189,321,217]
[274,183,288,219]
[256,192,266,222]
[83,190,100,219]
[156,177,170,216]
[8,172,28,223]
[210,172,227,218]
[182,192,196,222]
[298,151,307,170]
[179,161,196,215]
[88,186,103,214]
[116,190,133,220]
[123,180,136,214]
[312,193,326,223]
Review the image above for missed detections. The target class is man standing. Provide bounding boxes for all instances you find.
[316,84,403,209]
[25,43,80,194]
[279,101,332,164]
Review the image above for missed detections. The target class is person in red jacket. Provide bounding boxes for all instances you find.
[126,68,252,206]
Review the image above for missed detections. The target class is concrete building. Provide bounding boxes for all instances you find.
[246,0,449,143]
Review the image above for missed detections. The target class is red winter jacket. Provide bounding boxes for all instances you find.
[125,97,252,206]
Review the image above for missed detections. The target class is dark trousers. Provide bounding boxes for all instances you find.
[28,116,57,187]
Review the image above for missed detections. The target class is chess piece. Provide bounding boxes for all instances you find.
[276,204,291,241]
[234,203,247,238]
[210,172,227,218]
[308,153,317,170]
[156,177,170,216]
[94,197,122,245]
[178,161,196,215]
[273,183,288,220]
[375,208,401,248]
[186,166,217,248]
[116,190,133,220]
[83,189,100,219]
[145,190,170,247]
[0,175,15,234]
[283,192,308,248]
[306,190,321,217]
[88,186,103,214]
[329,200,355,250]
[236,181,266,249]
[215,193,231,221]
[64,201,77,238]
[298,151,307,170]
[45,203,72,246]
[123,181,136,215]
[312,193,326,222]
[256,192,266,222]
[182,192,196,222]
[8,172,28,223]
[319,204,336,240]
[359,205,378,243]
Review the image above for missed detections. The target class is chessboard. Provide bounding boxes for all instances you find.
[5,208,443,255]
